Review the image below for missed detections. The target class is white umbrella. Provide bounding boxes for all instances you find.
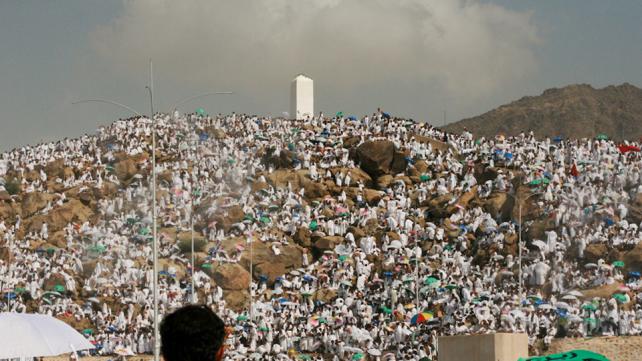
[388,240,402,249]
[566,290,584,297]
[0,313,94,359]
[584,263,598,269]
[531,240,547,249]
[561,294,579,301]
[368,348,382,356]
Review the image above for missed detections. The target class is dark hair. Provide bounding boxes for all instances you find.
[160,305,226,361]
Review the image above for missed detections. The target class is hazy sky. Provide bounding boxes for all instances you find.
[1,0,641,150]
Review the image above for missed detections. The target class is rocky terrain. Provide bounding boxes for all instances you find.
[445,83,642,140]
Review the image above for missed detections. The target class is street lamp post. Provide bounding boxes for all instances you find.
[72,61,232,361]
[503,190,544,303]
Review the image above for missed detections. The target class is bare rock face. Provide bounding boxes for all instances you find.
[354,140,407,179]
[114,158,138,183]
[26,199,94,234]
[223,290,249,311]
[21,192,54,217]
[212,263,250,291]
[238,241,304,286]
[623,243,642,272]
[584,243,609,263]
[363,188,383,205]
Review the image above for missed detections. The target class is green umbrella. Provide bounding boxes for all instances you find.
[139,227,151,236]
[201,263,213,269]
[352,353,364,360]
[195,108,206,116]
[298,355,312,360]
[596,134,609,141]
[244,214,255,222]
[446,284,458,290]
[260,216,271,224]
[90,244,106,253]
[309,220,318,231]
[14,287,26,294]
[612,293,628,303]
[529,179,543,186]
[519,349,609,361]
[236,315,249,321]
[259,326,269,332]
[424,277,440,286]
[612,261,625,268]
[336,111,344,117]
[53,285,66,293]
[419,174,430,182]
[582,303,597,311]
[381,306,393,314]
[82,328,94,335]
[338,255,348,262]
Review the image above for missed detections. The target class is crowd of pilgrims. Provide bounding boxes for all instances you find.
[1,110,642,360]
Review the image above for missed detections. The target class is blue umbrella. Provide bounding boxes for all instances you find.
[629,271,641,279]
[382,112,391,119]
[553,136,563,142]
[348,115,357,121]
[383,271,393,278]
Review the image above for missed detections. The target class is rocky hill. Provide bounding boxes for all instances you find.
[445,83,642,140]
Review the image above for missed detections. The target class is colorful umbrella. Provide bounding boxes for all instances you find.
[410,312,433,325]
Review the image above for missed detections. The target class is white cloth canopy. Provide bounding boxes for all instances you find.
[0,312,94,359]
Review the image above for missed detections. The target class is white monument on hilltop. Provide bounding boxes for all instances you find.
[290,74,314,120]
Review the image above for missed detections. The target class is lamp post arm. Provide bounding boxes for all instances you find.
[71,99,144,117]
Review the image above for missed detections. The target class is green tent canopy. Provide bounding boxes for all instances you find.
[596,134,609,141]
[519,349,609,361]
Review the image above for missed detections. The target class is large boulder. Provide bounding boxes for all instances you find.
[254,262,287,284]
[623,243,642,272]
[26,199,94,234]
[314,236,343,254]
[212,264,250,291]
[21,192,54,217]
[223,290,249,311]
[584,243,609,263]
[363,189,383,205]
[114,158,138,183]
[354,140,407,179]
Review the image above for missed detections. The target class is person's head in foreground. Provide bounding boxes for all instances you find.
[160,305,226,361]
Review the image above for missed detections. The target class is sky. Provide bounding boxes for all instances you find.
[1,0,641,150]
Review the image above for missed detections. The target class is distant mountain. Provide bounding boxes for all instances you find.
[445,83,642,140]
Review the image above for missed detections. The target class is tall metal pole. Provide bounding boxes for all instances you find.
[518,203,523,303]
[147,59,160,361]
[249,234,253,321]
[190,136,196,304]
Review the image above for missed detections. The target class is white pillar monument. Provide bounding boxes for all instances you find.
[290,74,314,120]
